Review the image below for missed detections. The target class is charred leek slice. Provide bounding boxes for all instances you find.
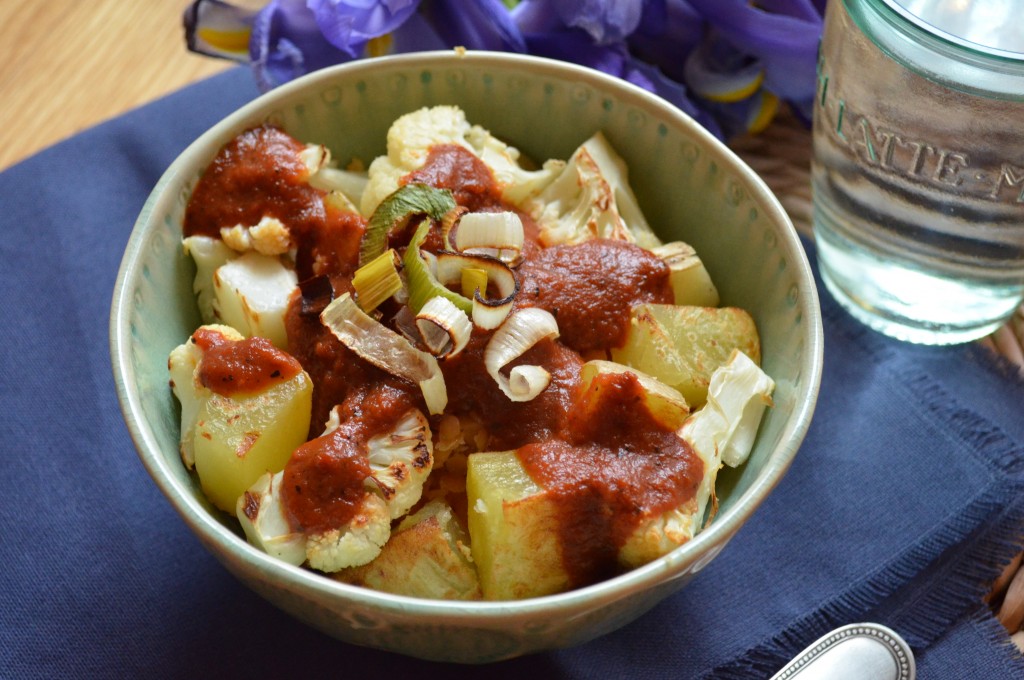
[359,183,457,267]
[436,252,519,330]
[484,308,560,401]
[351,248,403,312]
[320,292,447,414]
[416,296,473,358]
[454,211,524,263]
[405,217,520,328]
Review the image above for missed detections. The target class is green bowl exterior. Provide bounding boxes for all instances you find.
[110,51,823,663]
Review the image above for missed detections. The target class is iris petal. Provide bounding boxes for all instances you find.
[250,0,355,91]
[309,0,422,56]
[420,0,526,52]
[684,0,822,102]
[629,0,705,82]
[553,0,645,46]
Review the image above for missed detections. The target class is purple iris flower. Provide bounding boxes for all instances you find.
[684,0,822,103]
[186,0,825,138]
[420,0,526,52]
[513,0,645,46]
[309,0,421,56]
[250,0,354,91]
[629,0,705,83]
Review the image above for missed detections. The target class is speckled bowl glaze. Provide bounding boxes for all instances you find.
[110,51,823,663]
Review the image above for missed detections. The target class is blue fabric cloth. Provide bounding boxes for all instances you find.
[2,66,1023,678]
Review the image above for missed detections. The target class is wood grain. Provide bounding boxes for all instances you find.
[0,0,229,170]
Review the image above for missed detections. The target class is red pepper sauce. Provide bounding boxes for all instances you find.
[182,125,365,281]
[517,239,674,351]
[518,371,704,587]
[281,381,419,533]
[192,327,301,397]
[183,126,320,239]
[297,207,366,282]
[440,333,583,451]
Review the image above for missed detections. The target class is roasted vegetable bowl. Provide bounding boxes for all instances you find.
[111,51,823,663]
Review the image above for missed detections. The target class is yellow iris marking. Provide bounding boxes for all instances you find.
[702,70,765,103]
[747,92,780,134]
[366,34,394,58]
[197,27,251,54]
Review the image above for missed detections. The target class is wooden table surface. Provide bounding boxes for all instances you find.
[0,0,228,171]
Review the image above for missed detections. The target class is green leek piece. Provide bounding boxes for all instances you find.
[351,248,403,311]
[461,267,488,299]
[359,183,457,267]
[403,219,473,315]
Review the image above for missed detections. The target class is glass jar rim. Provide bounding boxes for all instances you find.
[880,0,1024,61]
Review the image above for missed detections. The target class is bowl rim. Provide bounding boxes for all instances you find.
[110,49,824,621]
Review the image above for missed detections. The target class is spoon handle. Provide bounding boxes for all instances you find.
[770,623,915,680]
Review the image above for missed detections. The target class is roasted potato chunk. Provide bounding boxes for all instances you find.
[610,303,760,408]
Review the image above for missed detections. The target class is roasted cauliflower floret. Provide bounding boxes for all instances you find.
[181,235,298,348]
[211,251,297,348]
[305,495,393,573]
[360,105,563,216]
[235,469,391,573]
[365,408,434,519]
[334,499,482,600]
[220,215,292,256]
[531,131,661,248]
[236,404,435,573]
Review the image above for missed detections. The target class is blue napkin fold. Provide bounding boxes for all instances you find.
[2,66,1023,679]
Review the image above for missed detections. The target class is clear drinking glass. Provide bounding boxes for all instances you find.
[812,0,1024,345]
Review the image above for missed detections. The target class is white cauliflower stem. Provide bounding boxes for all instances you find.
[212,251,297,348]
[236,471,307,566]
[182,236,235,324]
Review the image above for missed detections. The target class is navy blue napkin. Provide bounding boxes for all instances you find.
[2,66,1023,679]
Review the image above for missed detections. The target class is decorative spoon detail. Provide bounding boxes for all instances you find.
[770,623,915,680]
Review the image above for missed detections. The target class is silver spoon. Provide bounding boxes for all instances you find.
[770,623,916,680]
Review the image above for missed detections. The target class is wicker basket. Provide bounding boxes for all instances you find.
[729,108,1024,652]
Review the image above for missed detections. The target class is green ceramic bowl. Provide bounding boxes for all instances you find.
[110,51,823,663]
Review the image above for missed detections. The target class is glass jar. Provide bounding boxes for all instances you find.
[812,0,1024,345]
